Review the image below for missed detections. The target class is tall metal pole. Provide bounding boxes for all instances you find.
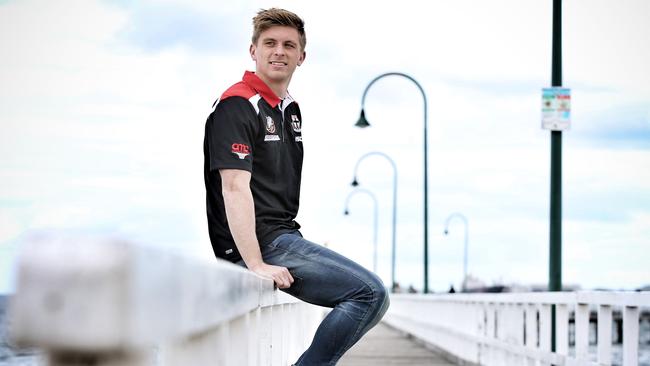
[550,0,563,352]
[352,151,398,290]
[344,189,379,273]
[356,72,429,293]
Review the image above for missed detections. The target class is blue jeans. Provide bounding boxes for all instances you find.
[237,231,390,365]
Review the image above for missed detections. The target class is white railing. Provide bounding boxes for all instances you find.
[385,292,650,366]
[8,236,323,366]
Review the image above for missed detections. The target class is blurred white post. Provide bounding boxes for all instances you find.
[523,304,537,366]
[623,306,639,366]
[574,303,589,360]
[597,305,612,365]
[539,303,552,354]
[555,303,569,356]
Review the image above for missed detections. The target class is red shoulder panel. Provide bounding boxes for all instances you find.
[220,82,256,101]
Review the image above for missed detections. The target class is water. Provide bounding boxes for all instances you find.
[0,355,43,366]
[0,296,43,366]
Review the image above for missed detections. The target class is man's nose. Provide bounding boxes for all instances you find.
[274,45,285,55]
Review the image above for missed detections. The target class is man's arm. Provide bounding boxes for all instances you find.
[219,169,294,289]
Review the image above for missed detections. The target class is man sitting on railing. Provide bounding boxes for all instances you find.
[203,7,390,366]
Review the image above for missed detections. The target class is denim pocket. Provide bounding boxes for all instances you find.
[267,232,296,248]
[269,234,322,259]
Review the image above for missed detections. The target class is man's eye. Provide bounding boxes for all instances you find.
[265,41,275,46]
[286,44,295,49]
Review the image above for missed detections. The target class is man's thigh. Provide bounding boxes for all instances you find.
[261,232,384,308]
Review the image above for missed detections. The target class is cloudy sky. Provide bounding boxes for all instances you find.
[1,0,648,293]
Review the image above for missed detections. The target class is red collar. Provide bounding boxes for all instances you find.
[242,71,282,108]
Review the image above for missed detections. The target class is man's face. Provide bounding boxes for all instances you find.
[250,26,305,87]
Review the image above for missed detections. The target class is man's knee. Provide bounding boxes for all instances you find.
[368,276,389,311]
[375,284,389,313]
[375,283,387,301]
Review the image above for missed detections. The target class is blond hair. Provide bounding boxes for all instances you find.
[252,8,306,51]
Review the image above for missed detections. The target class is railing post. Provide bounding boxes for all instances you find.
[574,303,590,360]
[525,304,538,348]
[484,303,496,365]
[260,306,273,365]
[248,308,260,366]
[511,303,525,365]
[271,304,283,365]
[623,306,640,366]
[524,304,538,366]
[597,305,612,365]
[555,304,569,356]
[539,303,552,354]
[495,303,505,365]
[281,304,290,366]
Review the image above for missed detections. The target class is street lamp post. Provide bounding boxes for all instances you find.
[549,0,564,352]
[344,188,379,274]
[549,0,563,296]
[443,213,469,292]
[351,151,397,290]
[355,72,430,293]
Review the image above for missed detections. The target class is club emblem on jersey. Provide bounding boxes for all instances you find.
[265,116,276,134]
[231,143,250,159]
[291,114,301,133]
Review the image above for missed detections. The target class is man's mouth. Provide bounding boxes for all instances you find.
[270,61,287,66]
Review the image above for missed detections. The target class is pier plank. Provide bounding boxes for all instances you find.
[338,322,456,366]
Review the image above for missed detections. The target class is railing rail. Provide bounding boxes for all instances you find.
[385,292,650,366]
[8,235,323,365]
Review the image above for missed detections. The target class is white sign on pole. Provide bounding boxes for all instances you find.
[542,87,571,131]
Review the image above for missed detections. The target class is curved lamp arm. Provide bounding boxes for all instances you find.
[356,72,428,131]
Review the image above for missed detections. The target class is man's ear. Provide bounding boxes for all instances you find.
[249,44,257,61]
[297,51,306,66]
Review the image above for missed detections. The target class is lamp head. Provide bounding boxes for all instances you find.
[351,178,359,187]
[355,109,370,128]
[344,209,349,215]
[444,229,449,235]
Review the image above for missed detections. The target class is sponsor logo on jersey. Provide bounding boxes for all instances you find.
[291,114,301,133]
[265,116,276,134]
[265,135,280,141]
[295,136,302,142]
[231,143,250,159]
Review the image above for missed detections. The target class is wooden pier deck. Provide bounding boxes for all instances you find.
[338,322,457,366]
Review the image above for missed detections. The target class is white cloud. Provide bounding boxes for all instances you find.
[565,0,650,97]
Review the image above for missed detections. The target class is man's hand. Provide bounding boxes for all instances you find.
[249,262,294,289]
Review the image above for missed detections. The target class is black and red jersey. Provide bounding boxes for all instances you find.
[204,71,304,262]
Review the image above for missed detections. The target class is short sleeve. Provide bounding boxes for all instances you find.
[206,97,259,172]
